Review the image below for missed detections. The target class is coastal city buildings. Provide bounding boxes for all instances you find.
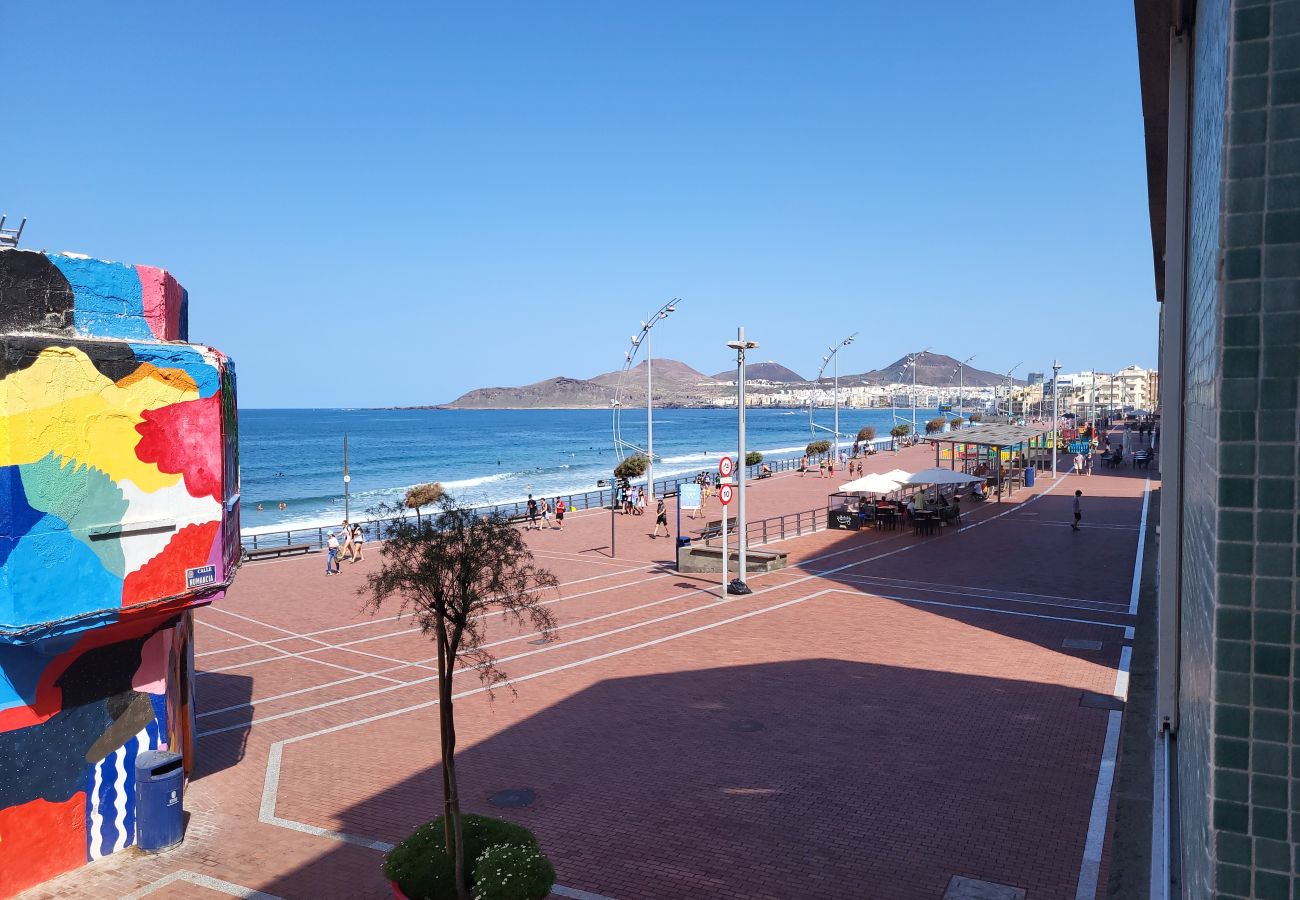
[1135,0,1300,895]
[0,249,239,895]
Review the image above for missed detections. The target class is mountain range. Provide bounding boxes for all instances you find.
[440,352,1016,409]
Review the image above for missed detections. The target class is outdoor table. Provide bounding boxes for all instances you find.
[913,510,940,536]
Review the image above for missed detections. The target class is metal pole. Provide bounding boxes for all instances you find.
[343,434,350,523]
[721,489,728,598]
[833,351,840,463]
[911,358,917,433]
[736,326,749,590]
[646,326,653,502]
[1052,360,1061,478]
[610,493,616,557]
[958,364,964,418]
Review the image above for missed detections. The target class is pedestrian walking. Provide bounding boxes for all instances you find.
[340,520,355,561]
[1072,489,1083,531]
[540,496,552,529]
[1074,451,1085,474]
[819,458,827,478]
[554,498,565,531]
[325,531,340,575]
[527,495,538,529]
[351,523,365,563]
[652,497,668,538]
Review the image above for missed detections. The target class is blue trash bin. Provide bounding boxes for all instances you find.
[135,750,184,851]
[1025,466,1036,487]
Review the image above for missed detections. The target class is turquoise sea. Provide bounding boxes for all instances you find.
[238,406,944,533]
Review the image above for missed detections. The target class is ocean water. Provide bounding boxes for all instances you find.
[239,406,944,533]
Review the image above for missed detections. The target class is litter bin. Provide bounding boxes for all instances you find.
[135,750,184,851]
[1025,466,1036,487]
[676,536,692,548]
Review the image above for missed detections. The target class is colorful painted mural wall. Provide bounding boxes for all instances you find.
[0,249,239,897]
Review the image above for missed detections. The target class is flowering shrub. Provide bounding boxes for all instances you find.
[384,814,539,900]
[472,843,556,900]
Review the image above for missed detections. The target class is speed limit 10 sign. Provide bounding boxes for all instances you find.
[718,484,734,505]
[719,456,734,477]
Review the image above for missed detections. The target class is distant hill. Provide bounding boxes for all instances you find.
[590,358,718,388]
[444,376,615,409]
[847,352,1014,388]
[712,361,805,383]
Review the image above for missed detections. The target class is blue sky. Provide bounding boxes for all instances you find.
[2,2,1155,408]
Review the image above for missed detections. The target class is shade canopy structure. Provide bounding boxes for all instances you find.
[903,467,984,486]
[922,423,1053,502]
[838,473,904,494]
[883,468,913,482]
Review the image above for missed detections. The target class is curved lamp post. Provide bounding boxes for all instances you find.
[809,333,857,460]
[611,299,680,500]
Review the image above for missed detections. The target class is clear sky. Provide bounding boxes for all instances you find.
[3,2,1155,408]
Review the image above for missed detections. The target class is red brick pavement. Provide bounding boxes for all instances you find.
[17,441,1154,900]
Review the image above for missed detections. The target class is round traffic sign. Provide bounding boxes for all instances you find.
[719,456,734,477]
[718,484,734,505]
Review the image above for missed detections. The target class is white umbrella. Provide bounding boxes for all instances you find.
[903,467,984,486]
[838,473,903,494]
[883,468,913,482]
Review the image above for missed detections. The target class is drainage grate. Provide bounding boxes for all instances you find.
[729,719,765,733]
[1079,691,1124,711]
[1062,638,1104,651]
[488,788,537,809]
[944,875,1026,900]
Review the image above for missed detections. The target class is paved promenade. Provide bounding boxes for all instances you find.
[19,440,1155,900]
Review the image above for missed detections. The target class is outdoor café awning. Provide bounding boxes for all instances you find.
[921,423,1049,448]
[838,473,904,494]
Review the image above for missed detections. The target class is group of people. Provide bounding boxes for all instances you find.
[615,483,648,516]
[525,494,567,530]
[324,521,365,575]
[798,455,837,478]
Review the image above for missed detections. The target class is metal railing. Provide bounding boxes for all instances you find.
[693,505,829,549]
[239,439,905,553]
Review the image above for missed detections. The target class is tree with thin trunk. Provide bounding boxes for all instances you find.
[360,497,558,900]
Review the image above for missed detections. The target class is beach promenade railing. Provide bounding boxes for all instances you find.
[238,440,904,553]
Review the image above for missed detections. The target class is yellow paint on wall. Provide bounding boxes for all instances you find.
[0,346,194,492]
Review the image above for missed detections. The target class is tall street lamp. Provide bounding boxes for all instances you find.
[954,354,975,418]
[1052,360,1062,478]
[727,327,758,595]
[618,300,678,501]
[904,348,930,434]
[812,333,857,461]
[1004,362,1023,419]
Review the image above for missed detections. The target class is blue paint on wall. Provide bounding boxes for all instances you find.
[127,344,219,396]
[0,466,44,570]
[47,257,152,341]
[0,516,122,633]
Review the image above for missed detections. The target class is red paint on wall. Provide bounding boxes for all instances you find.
[0,794,87,897]
[134,394,223,500]
[122,523,220,606]
[135,265,184,341]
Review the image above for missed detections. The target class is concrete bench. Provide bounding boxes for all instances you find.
[677,544,788,575]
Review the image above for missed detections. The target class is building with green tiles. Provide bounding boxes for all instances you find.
[1135,0,1300,897]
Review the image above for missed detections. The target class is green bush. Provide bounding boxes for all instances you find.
[925,417,946,435]
[856,425,876,442]
[805,440,831,455]
[472,843,556,900]
[948,416,964,429]
[889,424,910,438]
[968,412,983,423]
[613,454,649,480]
[384,815,539,900]
[745,451,763,466]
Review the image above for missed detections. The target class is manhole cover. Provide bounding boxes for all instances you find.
[1079,691,1123,711]
[729,719,765,733]
[488,788,537,809]
[944,875,1026,900]
[1062,638,1104,651]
